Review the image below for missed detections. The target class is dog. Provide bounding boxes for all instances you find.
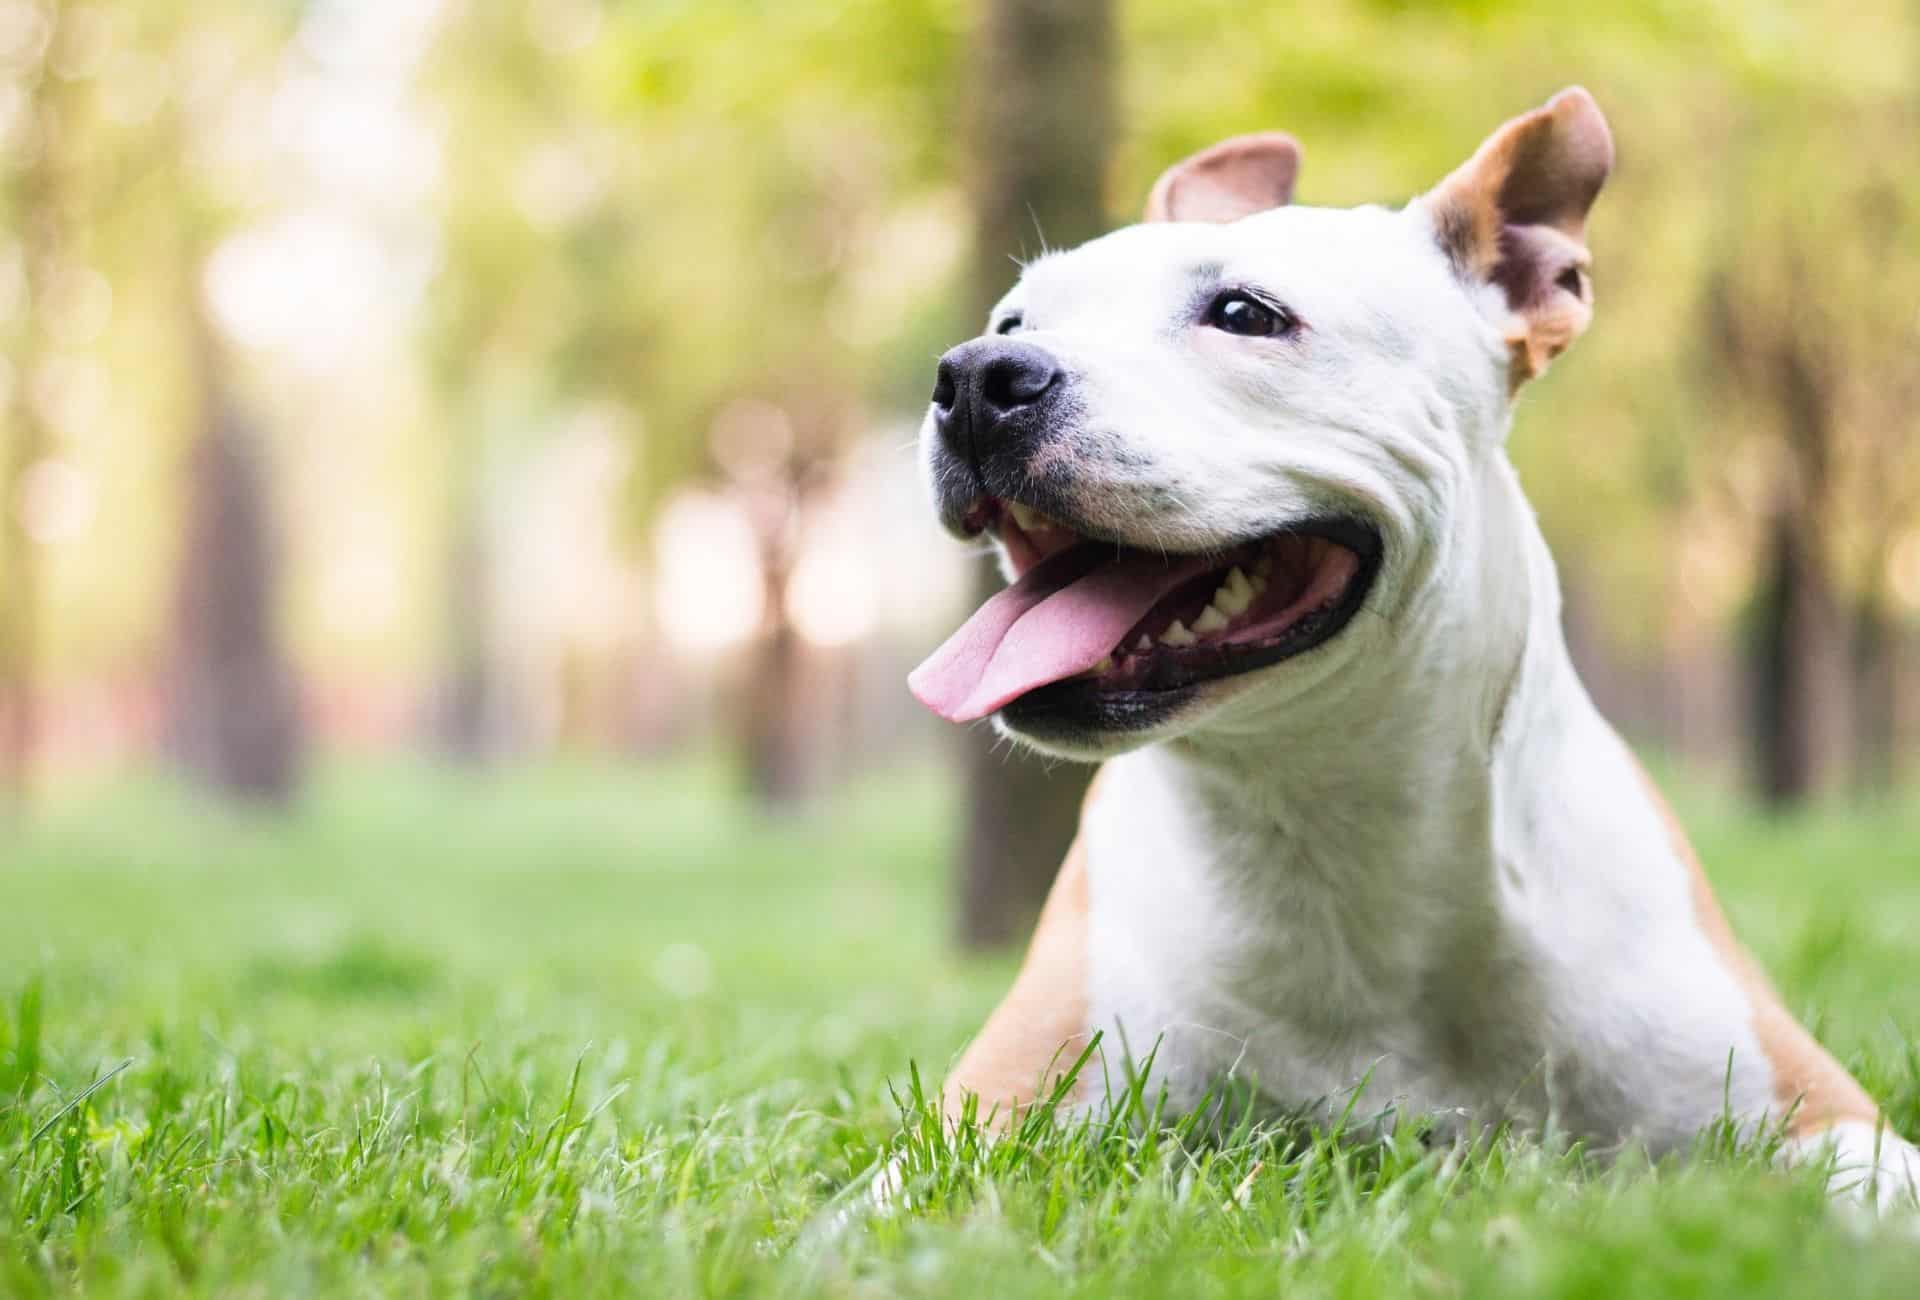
[907,88,1918,1206]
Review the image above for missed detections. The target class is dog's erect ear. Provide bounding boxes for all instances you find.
[1423,87,1613,392]
[1144,133,1302,223]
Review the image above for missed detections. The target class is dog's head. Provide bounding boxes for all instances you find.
[911,89,1612,759]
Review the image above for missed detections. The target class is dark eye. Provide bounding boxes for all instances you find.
[994,313,1024,335]
[1204,291,1295,338]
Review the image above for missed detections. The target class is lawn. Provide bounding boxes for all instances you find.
[3,756,1920,1297]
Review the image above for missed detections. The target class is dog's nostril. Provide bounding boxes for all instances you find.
[931,361,958,411]
[979,353,1059,411]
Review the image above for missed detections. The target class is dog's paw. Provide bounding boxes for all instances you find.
[1785,1121,1920,1215]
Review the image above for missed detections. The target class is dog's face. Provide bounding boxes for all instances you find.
[911,90,1612,760]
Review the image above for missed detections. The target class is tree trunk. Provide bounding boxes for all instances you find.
[743,558,815,809]
[433,498,505,763]
[956,0,1114,948]
[1850,593,1898,798]
[166,380,305,808]
[1748,499,1832,808]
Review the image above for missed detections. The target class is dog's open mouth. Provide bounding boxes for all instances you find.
[909,500,1383,723]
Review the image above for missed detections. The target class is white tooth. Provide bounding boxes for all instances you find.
[1007,502,1039,531]
[1159,620,1196,647]
[1250,575,1269,596]
[1093,656,1114,674]
[1194,604,1230,635]
[1135,635,1153,652]
[1214,575,1251,616]
[1227,566,1254,599]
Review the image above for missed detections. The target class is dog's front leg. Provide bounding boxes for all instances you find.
[857,834,1097,1218]
[1639,764,1919,1209]
[941,834,1100,1129]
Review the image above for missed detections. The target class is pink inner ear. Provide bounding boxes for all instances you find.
[1494,223,1591,310]
[1144,132,1301,223]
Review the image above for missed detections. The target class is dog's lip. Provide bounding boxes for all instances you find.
[991,499,1089,575]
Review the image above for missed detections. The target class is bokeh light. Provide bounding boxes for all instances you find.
[652,491,766,654]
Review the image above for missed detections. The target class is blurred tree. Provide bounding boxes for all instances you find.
[1706,252,1844,807]
[2,1,305,808]
[421,7,572,764]
[717,382,848,807]
[1704,99,1920,805]
[165,360,305,807]
[423,1,969,796]
[153,7,307,807]
[9,0,1913,828]
[955,0,1114,947]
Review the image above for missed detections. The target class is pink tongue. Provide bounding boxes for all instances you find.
[908,546,1217,723]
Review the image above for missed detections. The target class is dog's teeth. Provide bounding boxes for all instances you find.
[1214,568,1253,616]
[1134,634,1153,652]
[1250,574,1269,596]
[1007,502,1040,531]
[1193,604,1229,635]
[1093,656,1114,674]
[1159,620,1196,647]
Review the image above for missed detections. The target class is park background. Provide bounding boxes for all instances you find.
[2,1,1920,1296]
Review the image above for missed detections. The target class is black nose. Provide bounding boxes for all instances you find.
[931,338,1063,461]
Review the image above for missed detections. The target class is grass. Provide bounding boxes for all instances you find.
[3,755,1920,1296]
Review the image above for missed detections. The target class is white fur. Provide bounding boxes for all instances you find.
[1788,1121,1920,1209]
[920,194,1919,1202]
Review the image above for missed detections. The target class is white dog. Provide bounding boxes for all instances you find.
[909,88,1918,1205]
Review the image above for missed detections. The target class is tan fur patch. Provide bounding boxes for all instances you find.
[942,771,1103,1126]
[1634,760,1878,1135]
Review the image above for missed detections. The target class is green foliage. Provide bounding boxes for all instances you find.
[2,760,1920,1294]
[424,0,971,530]
[11,1,1916,680]
[412,0,1920,627]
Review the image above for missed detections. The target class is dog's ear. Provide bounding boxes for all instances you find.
[1144,133,1301,223]
[1422,87,1613,392]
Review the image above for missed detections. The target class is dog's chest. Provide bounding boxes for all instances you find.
[1081,751,1503,1121]
[1076,746,1773,1146]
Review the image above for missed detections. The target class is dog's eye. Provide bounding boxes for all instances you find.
[994,313,1024,335]
[1204,291,1295,338]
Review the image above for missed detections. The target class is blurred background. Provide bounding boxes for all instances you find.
[0,0,1916,949]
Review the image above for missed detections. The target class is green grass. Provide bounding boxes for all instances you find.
[3,756,1920,1296]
